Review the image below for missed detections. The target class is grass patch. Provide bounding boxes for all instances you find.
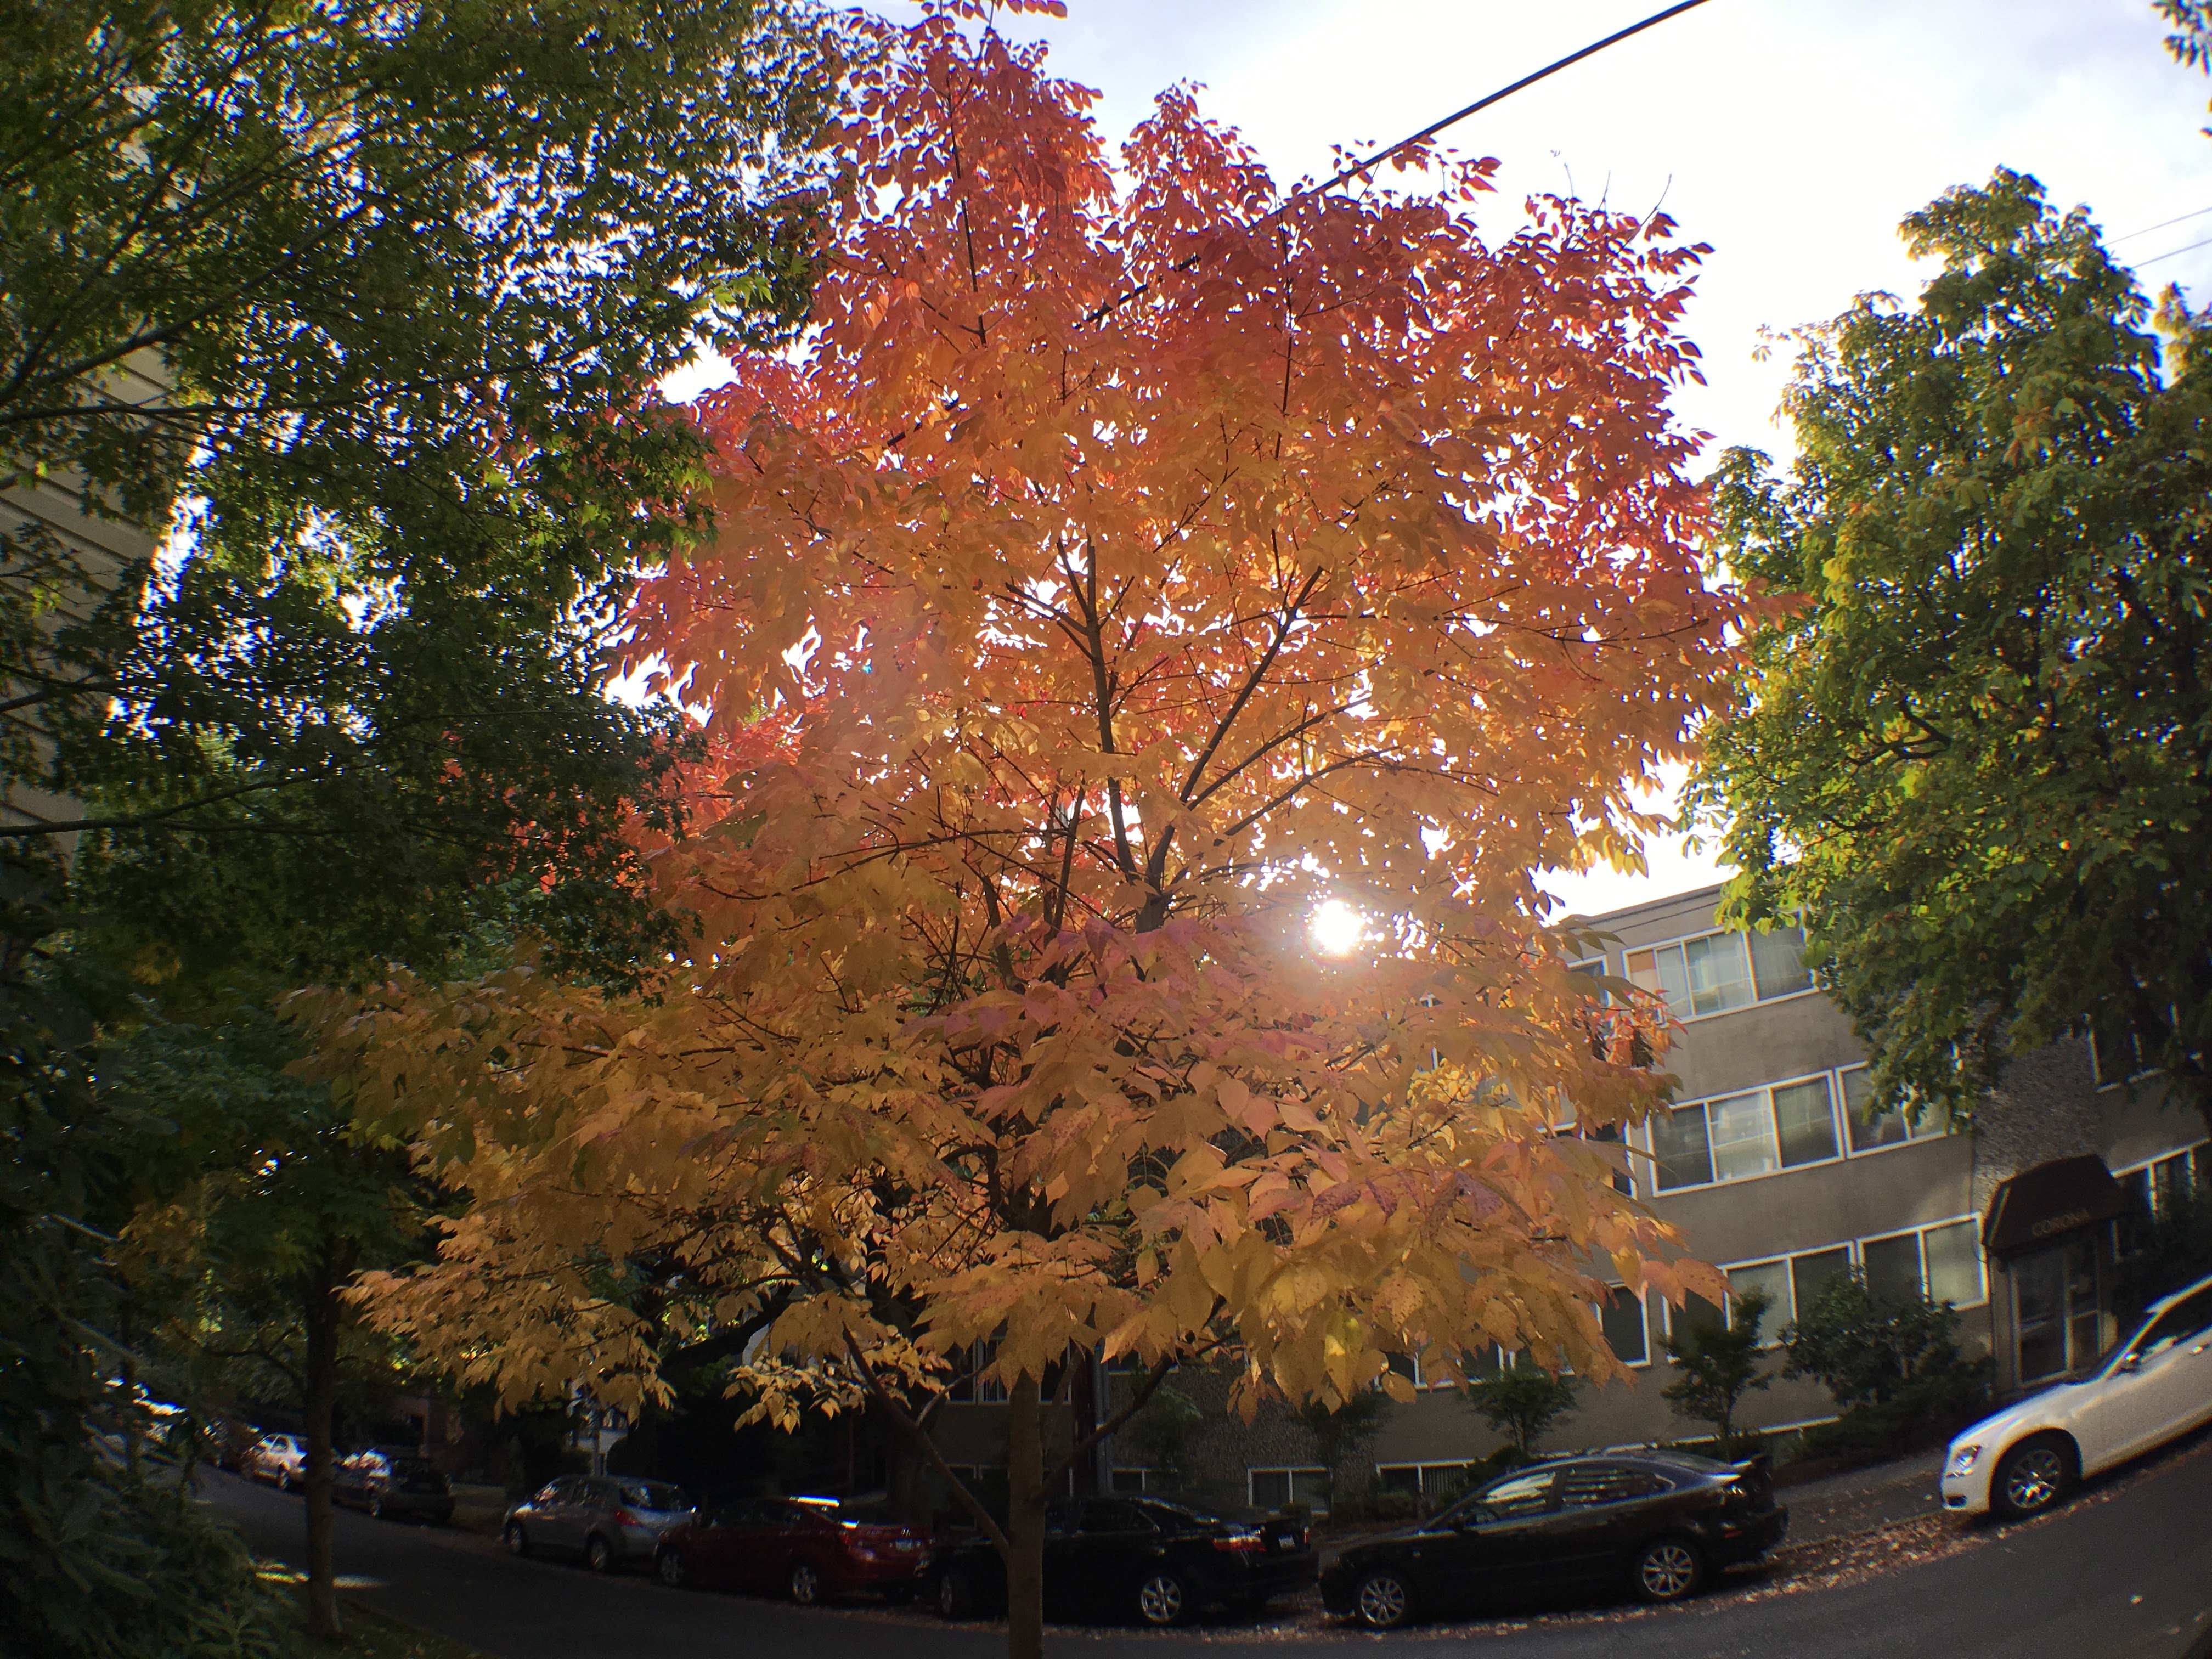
[254,1564,493,1658]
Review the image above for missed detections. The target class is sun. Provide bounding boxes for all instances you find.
[1308,899,1366,958]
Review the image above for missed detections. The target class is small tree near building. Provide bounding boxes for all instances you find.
[1463,1362,1581,1462]
[1661,1290,1773,1458]
[1782,1271,1988,1457]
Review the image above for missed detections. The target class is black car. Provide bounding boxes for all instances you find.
[334,1448,455,1523]
[925,1494,1315,1627]
[1319,1451,1786,1629]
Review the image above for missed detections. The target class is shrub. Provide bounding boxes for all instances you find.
[1660,1289,1774,1458]
[1783,1270,1987,1458]
[1462,1363,1580,1458]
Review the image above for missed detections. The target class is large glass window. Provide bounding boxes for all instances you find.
[1651,1104,1714,1190]
[1649,1076,1843,1192]
[1791,1248,1852,1317]
[1248,1468,1328,1510]
[1724,1261,1793,1344]
[1598,1287,1648,1365]
[1625,927,1812,1022]
[1838,1067,1944,1153]
[1861,1232,1924,1306]
[1922,1220,1984,1307]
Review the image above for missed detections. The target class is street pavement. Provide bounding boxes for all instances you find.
[204,1430,2212,1659]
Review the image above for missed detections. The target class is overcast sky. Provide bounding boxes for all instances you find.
[682,1,2212,918]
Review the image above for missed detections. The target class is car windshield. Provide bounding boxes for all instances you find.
[617,1480,691,1512]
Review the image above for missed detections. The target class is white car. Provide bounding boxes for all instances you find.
[1941,1270,2212,1519]
[247,1432,308,1491]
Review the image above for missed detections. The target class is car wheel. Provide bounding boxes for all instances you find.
[584,1533,614,1573]
[505,1523,532,1559]
[369,1492,386,1520]
[1992,1434,2074,1521]
[1136,1570,1190,1627]
[656,1549,686,1589]
[788,1560,822,1605]
[936,1569,976,1620]
[1353,1568,1415,1630]
[278,1470,295,1493]
[1633,1536,1705,1604]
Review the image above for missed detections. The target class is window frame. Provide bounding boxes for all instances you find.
[1615,924,1819,1025]
[1596,1285,1650,1368]
[1246,1465,1329,1512]
[1691,1217,1988,1349]
[1633,1063,1953,1198]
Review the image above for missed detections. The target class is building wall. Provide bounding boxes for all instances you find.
[925,884,2209,1506]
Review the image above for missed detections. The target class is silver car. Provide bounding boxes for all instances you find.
[247,1433,307,1490]
[503,1475,695,1572]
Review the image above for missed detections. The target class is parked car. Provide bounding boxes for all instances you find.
[503,1475,696,1572]
[246,1433,307,1490]
[653,1496,929,1603]
[207,1418,259,1472]
[1319,1451,1788,1630]
[335,1448,455,1523]
[925,1494,1314,1627]
[1942,1270,2212,1521]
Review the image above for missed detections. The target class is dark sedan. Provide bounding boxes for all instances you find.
[334,1449,454,1524]
[926,1494,1314,1627]
[1320,1451,1787,1629]
[653,1496,929,1604]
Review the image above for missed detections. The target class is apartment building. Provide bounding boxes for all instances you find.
[922,883,2209,1516]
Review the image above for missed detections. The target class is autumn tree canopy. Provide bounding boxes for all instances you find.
[315,5,1744,1650]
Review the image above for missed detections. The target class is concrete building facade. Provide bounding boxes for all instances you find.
[918,883,2208,1516]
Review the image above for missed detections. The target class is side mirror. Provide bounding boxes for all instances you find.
[2118,1353,2142,1374]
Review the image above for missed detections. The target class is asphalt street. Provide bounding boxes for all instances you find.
[204,1435,2212,1659]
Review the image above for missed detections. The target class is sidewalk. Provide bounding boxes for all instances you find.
[1775,1448,1948,1545]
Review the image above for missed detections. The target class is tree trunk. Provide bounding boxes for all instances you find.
[302,1263,343,1642]
[1004,1374,1047,1659]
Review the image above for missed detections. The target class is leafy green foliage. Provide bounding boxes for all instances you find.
[1695,171,2212,1138]
[2117,1179,2212,1312]
[1660,1290,1773,1458]
[1,0,843,988]
[1782,1270,1987,1459]
[1462,1362,1581,1459]
[1296,1387,1392,1492]
[0,875,297,1658]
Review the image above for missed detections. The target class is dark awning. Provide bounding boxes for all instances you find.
[1982,1155,2129,1257]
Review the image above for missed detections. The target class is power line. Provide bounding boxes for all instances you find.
[1082,0,1716,326]
[1311,0,1716,197]
[2137,232,2212,269]
[2111,204,2212,244]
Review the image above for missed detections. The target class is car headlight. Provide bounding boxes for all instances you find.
[1946,1443,1981,1475]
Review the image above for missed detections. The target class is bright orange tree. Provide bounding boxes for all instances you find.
[313,5,1745,1649]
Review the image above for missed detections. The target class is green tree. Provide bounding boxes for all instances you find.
[1,4,842,1645]
[1,0,839,984]
[115,1006,429,1640]
[1693,170,2212,1143]
[1781,1269,1986,1455]
[1462,1362,1581,1461]
[1297,1387,1392,1502]
[0,881,296,1659]
[1660,1290,1772,1458]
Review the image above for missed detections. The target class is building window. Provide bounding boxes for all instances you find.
[1855,1219,1987,1311]
[1695,1245,1854,1346]
[1376,1462,1481,1505]
[1109,1468,1158,1494]
[1248,1467,1329,1511]
[946,1340,1007,1403]
[1623,926,1812,1022]
[1648,1074,1842,1192]
[1837,1068,1945,1154]
[1598,1286,1649,1366]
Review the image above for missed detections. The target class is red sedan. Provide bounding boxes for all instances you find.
[653,1496,929,1604]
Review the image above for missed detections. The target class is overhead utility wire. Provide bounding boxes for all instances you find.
[1306,0,1715,198]
[1081,0,1715,326]
[2112,203,2212,244]
[2137,232,2212,269]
